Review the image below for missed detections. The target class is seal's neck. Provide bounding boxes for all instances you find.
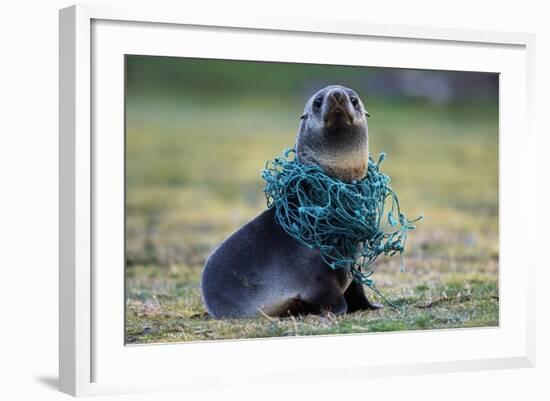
[297,144,369,183]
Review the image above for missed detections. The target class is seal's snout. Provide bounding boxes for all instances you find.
[331,89,344,102]
[324,89,353,128]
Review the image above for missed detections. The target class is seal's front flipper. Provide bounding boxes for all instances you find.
[364,298,383,310]
[303,288,348,316]
[344,281,383,312]
[328,294,348,316]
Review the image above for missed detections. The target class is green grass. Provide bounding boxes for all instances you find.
[126,263,498,343]
[125,95,499,344]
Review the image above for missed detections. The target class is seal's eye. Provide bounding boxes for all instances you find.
[313,97,323,109]
[350,97,359,107]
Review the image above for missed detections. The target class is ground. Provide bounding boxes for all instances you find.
[125,95,499,344]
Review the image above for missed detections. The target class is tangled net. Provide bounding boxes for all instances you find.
[262,148,422,305]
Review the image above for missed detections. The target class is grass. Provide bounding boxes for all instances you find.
[125,95,499,344]
[126,263,498,343]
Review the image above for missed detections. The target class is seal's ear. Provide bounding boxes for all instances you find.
[365,111,371,118]
[300,113,307,120]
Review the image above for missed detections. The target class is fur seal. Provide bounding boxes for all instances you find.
[201,85,381,318]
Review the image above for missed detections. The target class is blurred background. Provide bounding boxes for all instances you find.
[125,56,499,343]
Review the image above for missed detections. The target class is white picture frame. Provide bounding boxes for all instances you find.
[59,3,536,397]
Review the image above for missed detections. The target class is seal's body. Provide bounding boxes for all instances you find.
[201,85,381,318]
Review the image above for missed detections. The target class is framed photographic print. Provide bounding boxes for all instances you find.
[59,4,536,396]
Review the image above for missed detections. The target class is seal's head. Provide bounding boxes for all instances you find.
[296,85,370,183]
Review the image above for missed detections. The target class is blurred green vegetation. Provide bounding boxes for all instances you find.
[125,55,499,343]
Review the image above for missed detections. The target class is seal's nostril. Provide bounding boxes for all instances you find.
[332,90,343,101]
